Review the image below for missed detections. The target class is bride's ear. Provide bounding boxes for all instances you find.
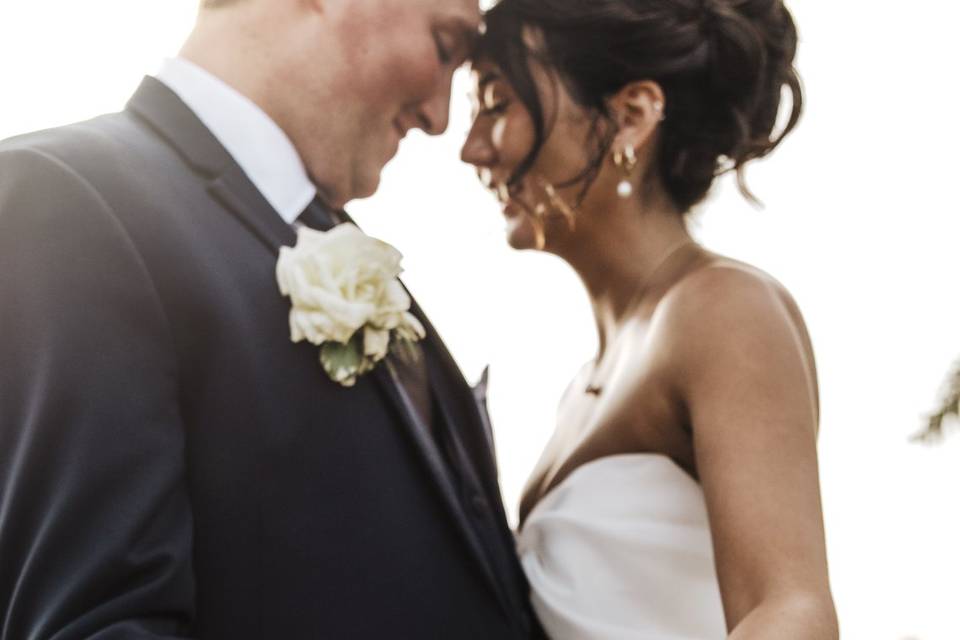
[607,81,666,152]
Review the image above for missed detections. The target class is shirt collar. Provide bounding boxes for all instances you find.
[153,57,316,225]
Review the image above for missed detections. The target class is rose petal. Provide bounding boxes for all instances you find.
[364,326,391,361]
[277,223,421,384]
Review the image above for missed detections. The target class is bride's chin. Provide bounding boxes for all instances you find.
[505,216,540,251]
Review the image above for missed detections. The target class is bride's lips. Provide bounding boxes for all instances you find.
[496,181,528,219]
[480,168,533,220]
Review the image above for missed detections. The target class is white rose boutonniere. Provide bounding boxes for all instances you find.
[276,223,426,387]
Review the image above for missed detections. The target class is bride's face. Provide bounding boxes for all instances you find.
[461,59,603,251]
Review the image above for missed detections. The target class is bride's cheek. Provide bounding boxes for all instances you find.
[492,118,508,149]
[498,110,538,165]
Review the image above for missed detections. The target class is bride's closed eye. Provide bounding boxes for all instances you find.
[473,82,511,120]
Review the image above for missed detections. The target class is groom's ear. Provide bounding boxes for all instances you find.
[606,80,666,151]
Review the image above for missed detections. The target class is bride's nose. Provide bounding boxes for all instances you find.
[460,124,496,167]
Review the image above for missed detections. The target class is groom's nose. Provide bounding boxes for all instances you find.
[413,78,453,136]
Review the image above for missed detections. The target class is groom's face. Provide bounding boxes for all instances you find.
[310,0,480,207]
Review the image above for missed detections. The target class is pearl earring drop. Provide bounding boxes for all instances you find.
[613,145,638,199]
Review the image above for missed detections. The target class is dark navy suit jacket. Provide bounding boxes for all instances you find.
[0,78,540,639]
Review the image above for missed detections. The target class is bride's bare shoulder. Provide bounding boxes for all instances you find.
[659,253,798,318]
[651,254,811,371]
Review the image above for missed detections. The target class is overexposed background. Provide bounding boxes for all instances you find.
[2,1,958,637]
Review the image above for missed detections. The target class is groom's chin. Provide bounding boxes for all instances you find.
[334,172,382,208]
[354,179,381,203]
[354,161,391,200]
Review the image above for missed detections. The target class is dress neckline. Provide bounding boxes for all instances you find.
[520,452,696,527]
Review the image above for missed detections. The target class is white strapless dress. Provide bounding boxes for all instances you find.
[516,454,727,639]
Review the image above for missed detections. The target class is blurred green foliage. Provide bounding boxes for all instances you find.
[914,359,960,443]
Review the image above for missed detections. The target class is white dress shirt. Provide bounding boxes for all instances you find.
[154,57,316,225]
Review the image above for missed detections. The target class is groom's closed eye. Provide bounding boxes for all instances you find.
[433,20,478,68]
[433,30,457,65]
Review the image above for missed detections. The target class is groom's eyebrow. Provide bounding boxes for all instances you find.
[435,15,481,66]
[452,17,482,57]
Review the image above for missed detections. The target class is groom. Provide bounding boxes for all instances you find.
[0,0,539,638]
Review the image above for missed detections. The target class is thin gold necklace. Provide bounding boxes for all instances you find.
[584,239,696,396]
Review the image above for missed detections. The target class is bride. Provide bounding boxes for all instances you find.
[461,0,838,638]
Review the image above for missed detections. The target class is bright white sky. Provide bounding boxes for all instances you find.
[2,2,959,638]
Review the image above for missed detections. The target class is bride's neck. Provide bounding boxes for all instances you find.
[555,190,691,356]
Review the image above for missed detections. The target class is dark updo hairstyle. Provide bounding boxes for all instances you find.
[476,0,803,213]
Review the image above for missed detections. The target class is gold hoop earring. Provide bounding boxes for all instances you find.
[613,145,638,199]
[530,201,547,251]
[538,179,578,230]
[521,178,579,250]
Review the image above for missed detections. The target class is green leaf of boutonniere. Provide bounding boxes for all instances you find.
[320,332,366,387]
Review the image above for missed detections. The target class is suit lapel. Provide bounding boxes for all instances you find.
[409,300,500,493]
[414,323,529,619]
[207,164,298,253]
[335,209,500,491]
[370,363,508,612]
[127,76,296,256]
[126,77,227,176]
[336,204,508,610]
[128,79,513,614]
